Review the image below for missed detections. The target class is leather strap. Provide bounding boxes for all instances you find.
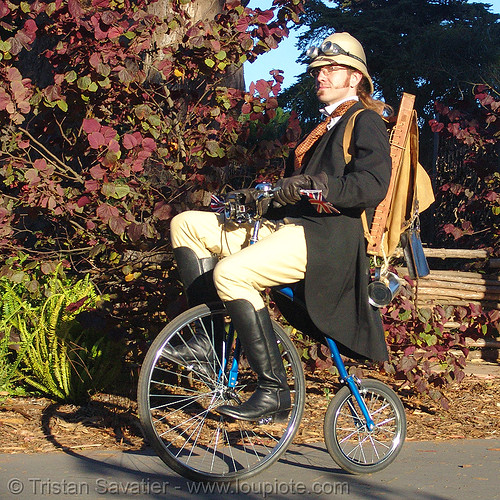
[341,109,373,244]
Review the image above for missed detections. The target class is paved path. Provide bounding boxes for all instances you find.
[0,439,498,500]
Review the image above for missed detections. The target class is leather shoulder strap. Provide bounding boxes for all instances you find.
[342,109,365,164]
[341,109,373,242]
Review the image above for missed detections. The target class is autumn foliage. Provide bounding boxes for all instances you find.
[0,0,302,283]
[429,85,499,254]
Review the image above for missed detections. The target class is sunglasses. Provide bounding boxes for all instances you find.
[306,41,366,66]
[308,65,349,79]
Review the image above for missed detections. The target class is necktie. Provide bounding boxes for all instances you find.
[294,99,358,170]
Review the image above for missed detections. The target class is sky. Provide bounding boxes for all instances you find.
[244,0,500,91]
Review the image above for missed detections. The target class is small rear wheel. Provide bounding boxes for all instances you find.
[324,379,406,474]
[137,303,305,482]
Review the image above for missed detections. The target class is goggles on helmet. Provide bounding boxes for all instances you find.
[306,41,366,67]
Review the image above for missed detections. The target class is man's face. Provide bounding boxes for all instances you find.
[311,65,360,106]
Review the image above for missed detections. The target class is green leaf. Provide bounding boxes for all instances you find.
[10,271,25,283]
[98,77,111,88]
[88,82,98,93]
[0,40,11,53]
[147,114,161,127]
[215,50,227,61]
[77,76,91,91]
[112,185,130,199]
[205,59,215,68]
[122,265,133,275]
[45,2,56,16]
[56,100,68,112]
[399,309,411,321]
[65,70,77,83]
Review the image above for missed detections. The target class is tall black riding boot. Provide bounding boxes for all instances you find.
[163,247,222,375]
[216,299,291,422]
[173,246,220,308]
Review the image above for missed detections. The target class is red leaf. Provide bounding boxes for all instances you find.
[107,26,123,39]
[109,215,127,235]
[153,201,173,220]
[33,159,48,171]
[255,79,270,99]
[7,67,22,82]
[90,165,106,180]
[485,191,498,202]
[68,0,84,22]
[91,14,108,40]
[429,119,444,133]
[23,19,37,35]
[123,133,139,150]
[108,139,120,153]
[25,169,40,185]
[235,17,250,33]
[256,10,274,23]
[0,1,9,18]
[77,196,90,208]
[85,179,99,192]
[82,118,101,134]
[0,88,11,111]
[447,122,460,136]
[65,296,88,313]
[89,52,100,69]
[101,125,117,143]
[41,261,57,275]
[127,223,143,243]
[241,102,251,114]
[400,356,417,373]
[142,137,157,152]
[88,131,106,149]
[96,203,119,223]
[442,223,463,240]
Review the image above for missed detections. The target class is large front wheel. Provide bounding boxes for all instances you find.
[137,303,305,483]
[324,379,406,474]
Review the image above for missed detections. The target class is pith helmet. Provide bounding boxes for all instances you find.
[307,32,374,94]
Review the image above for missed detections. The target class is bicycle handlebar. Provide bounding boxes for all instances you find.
[221,182,330,224]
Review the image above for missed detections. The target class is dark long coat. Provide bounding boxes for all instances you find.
[276,102,392,362]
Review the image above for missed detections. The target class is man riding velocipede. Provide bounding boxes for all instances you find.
[164,32,393,424]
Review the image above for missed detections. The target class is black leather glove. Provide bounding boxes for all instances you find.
[273,175,312,206]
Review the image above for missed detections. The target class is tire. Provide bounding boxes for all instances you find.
[324,379,406,474]
[137,303,305,482]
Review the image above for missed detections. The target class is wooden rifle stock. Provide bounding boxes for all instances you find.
[365,93,416,256]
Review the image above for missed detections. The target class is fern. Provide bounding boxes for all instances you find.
[0,254,122,403]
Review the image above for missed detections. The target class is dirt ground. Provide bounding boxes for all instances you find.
[1,364,499,454]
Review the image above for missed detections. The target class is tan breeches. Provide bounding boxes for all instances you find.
[170,211,307,311]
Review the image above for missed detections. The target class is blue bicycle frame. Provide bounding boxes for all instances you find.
[276,286,375,431]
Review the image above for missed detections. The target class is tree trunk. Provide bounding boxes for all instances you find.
[147,0,245,89]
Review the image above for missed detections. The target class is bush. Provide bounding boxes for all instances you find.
[0,0,303,342]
